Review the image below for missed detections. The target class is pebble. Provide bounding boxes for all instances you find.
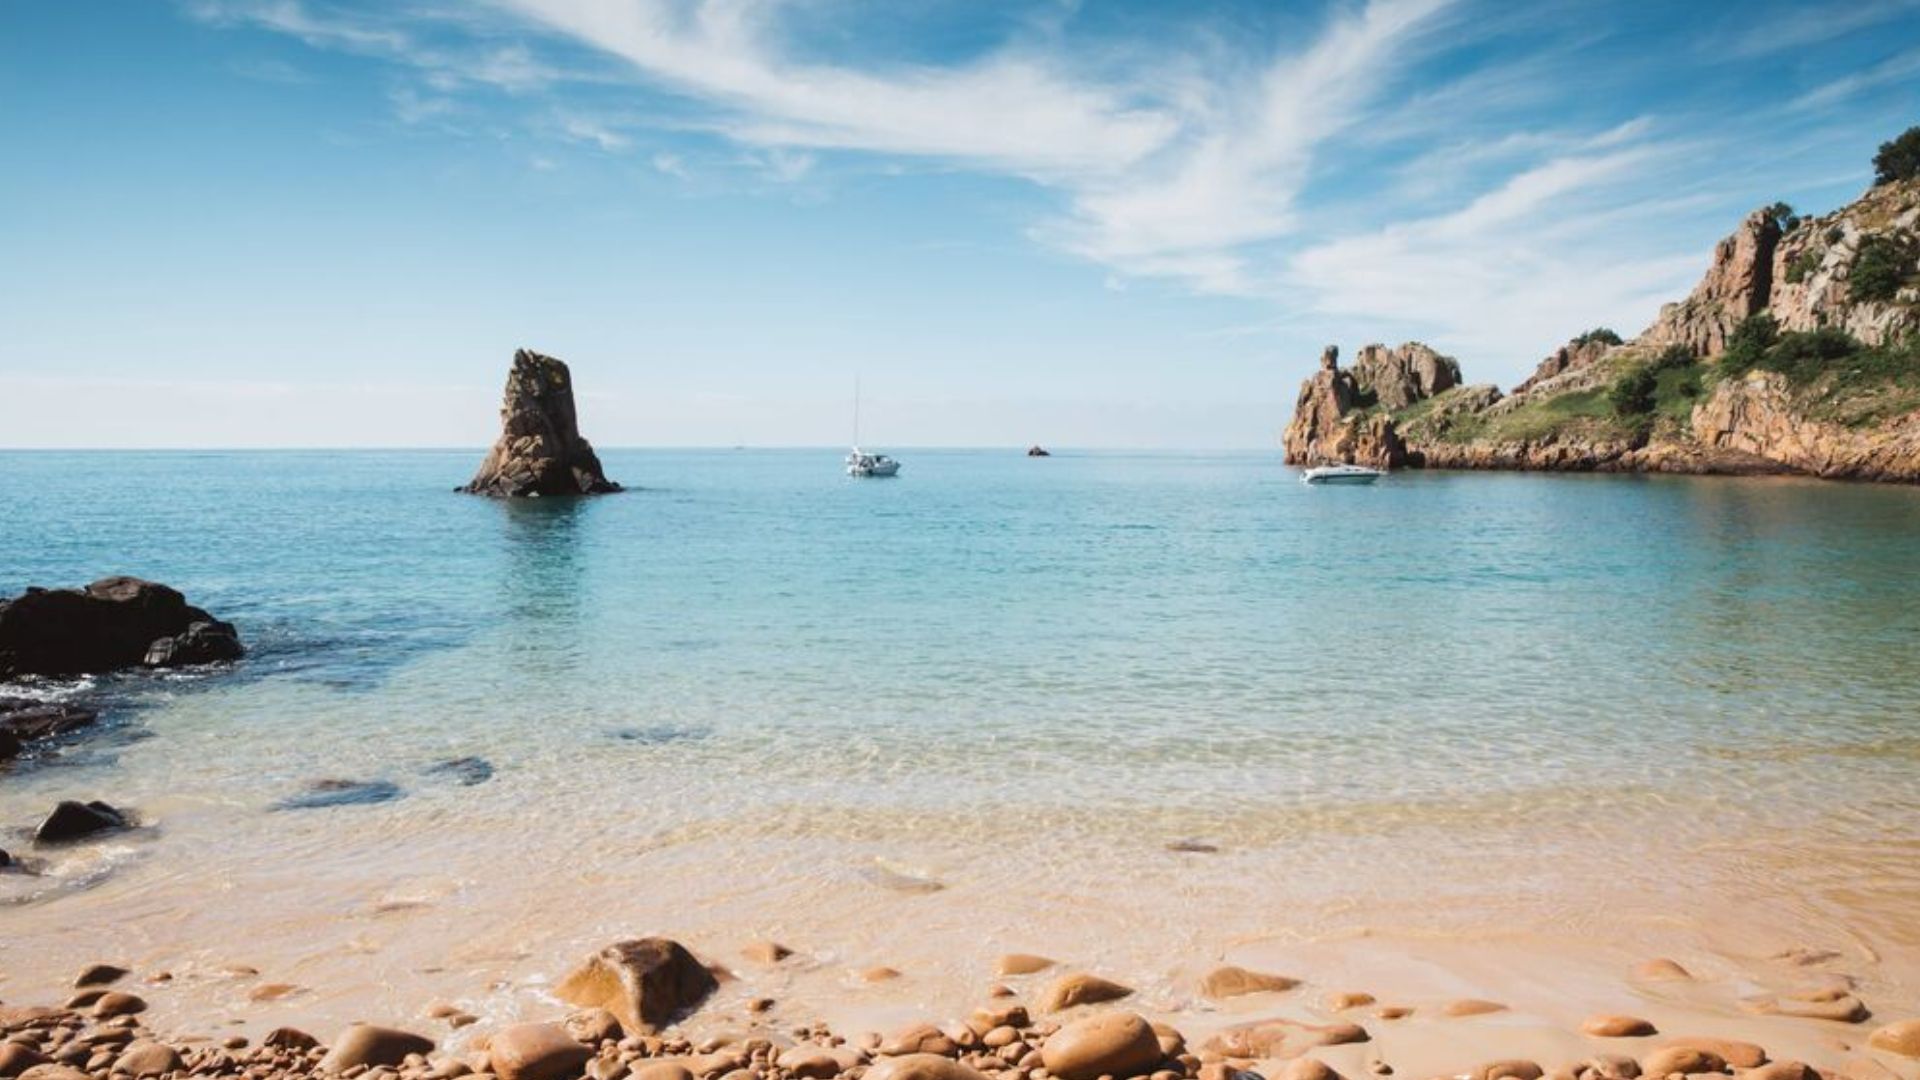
[1469,1061,1542,1080]
[882,1024,958,1058]
[864,1054,991,1080]
[0,1043,51,1076]
[742,942,793,965]
[1633,960,1693,982]
[861,967,902,983]
[1198,966,1298,999]
[319,1025,436,1072]
[487,1023,595,1080]
[90,993,146,1019]
[1659,1038,1765,1069]
[1037,974,1133,1013]
[1869,1019,1920,1057]
[112,1040,182,1078]
[1638,1047,1722,1076]
[72,965,129,989]
[1040,1013,1162,1080]
[997,955,1057,977]
[628,1065,696,1080]
[1325,992,1376,1011]
[248,983,305,1003]
[1444,999,1508,1018]
[1583,1017,1657,1038]
[1281,1061,1343,1080]
[1742,1064,1812,1080]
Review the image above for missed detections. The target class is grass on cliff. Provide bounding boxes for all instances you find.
[1425,387,1629,445]
[1714,315,1920,425]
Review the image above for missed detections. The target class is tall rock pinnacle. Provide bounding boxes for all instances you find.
[462,349,621,497]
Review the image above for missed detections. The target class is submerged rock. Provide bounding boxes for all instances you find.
[33,800,130,845]
[462,349,621,497]
[0,699,98,762]
[555,938,718,1035]
[1037,973,1133,1012]
[0,577,242,679]
[273,779,404,811]
[423,756,494,786]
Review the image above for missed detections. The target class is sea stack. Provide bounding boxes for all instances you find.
[463,349,621,497]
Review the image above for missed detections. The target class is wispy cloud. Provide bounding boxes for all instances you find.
[1792,45,1920,110]
[1728,0,1920,57]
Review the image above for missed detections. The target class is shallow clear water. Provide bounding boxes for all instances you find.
[4,450,1920,1029]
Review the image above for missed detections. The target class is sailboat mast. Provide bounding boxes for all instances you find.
[852,375,861,448]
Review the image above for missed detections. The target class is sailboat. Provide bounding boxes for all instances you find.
[846,378,901,478]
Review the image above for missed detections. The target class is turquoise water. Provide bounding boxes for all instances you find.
[4,450,1920,1023]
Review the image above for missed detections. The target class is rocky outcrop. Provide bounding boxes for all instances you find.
[0,578,242,681]
[0,699,96,762]
[1281,346,1408,468]
[463,349,621,497]
[1352,342,1461,408]
[1691,371,1920,481]
[1642,209,1783,357]
[1513,336,1616,396]
[1767,181,1920,346]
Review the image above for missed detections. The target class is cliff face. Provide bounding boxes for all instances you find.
[1282,175,1920,483]
[464,349,622,497]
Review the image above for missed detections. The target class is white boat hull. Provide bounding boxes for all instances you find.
[1302,464,1383,485]
[849,460,900,477]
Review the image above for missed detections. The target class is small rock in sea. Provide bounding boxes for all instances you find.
[318,1024,436,1072]
[995,953,1055,976]
[741,940,793,964]
[1582,1016,1657,1038]
[1041,1012,1163,1080]
[423,757,494,786]
[1,698,98,761]
[142,620,244,668]
[1037,972,1134,1012]
[748,997,774,1014]
[272,779,404,811]
[1326,991,1376,1011]
[1868,1019,1920,1057]
[1375,1005,1412,1020]
[0,577,243,678]
[33,799,130,844]
[1443,999,1508,1018]
[1199,965,1299,999]
[554,938,718,1036]
[74,963,130,988]
[461,349,621,497]
[486,1022,593,1080]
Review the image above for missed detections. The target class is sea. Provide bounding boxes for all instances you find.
[3,449,1919,1034]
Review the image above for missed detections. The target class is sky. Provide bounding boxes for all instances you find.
[1,0,1917,448]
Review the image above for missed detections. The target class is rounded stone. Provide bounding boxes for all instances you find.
[1037,974,1134,1013]
[864,1054,992,1080]
[996,955,1056,977]
[1638,1047,1722,1077]
[1868,1020,1920,1058]
[1041,1013,1162,1080]
[487,1023,593,1080]
[1583,1017,1657,1038]
[1443,999,1507,1018]
[320,1025,436,1072]
[90,993,147,1018]
[1199,966,1299,1000]
[112,1041,182,1078]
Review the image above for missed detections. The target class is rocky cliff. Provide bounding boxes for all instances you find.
[1283,163,1920,483]
[464,349,621,497]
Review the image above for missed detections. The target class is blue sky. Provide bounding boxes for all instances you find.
[2,0,1916,448]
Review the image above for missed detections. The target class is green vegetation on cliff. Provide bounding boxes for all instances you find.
[1875,125,1920,186]
[1714,314,1920,426]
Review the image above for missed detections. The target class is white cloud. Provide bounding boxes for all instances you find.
[1728,0,1920,57]
[1285,146,1704,377]
[1792,45,1920,110]
[650,150,688,178]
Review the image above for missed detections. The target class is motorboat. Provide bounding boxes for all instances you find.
[1301,463,1383,485]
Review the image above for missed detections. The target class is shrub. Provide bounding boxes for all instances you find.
[1609,365,1658,417]
[1874,125,1920,186]
[1572,327,1623,348]
[1650,344,1695,371]
[1764,202,1799,232]
[1850,234,1914,302]
[1720,314,1779,375]
[1762,328,1866,383]
[1784,248,1821,285]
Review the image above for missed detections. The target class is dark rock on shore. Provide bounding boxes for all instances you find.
[423,756,493,786]
[0,577,242,680]
[34,800,131,845]
[1027,445,1051,457]
[272,779,404,811]
[462,349,621,497]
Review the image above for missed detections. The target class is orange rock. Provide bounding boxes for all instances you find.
[1200,966,1300,999]
[1041,1013,1163,1080]
[1326,992,1376,1011]
[1660,1039,1765,1070]
[1444,999,1508,1018]
[1037,973,1134,1012]
[1640,1047,1723,1077]
[1633,959,1693,982]
[741,941,793,965]
[1583,1017,1657,1038]
[1869,1019,1920,1058]
[995,954,1056,977]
